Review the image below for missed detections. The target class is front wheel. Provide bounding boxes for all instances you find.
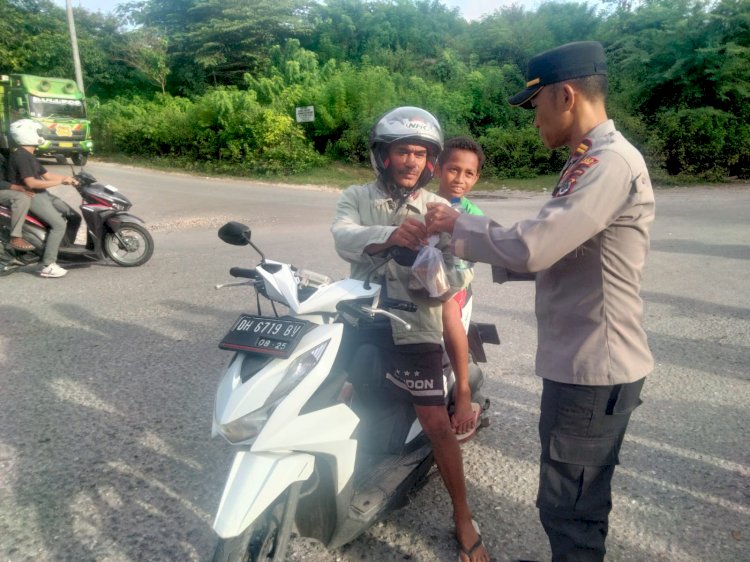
[104,222,154,267]
[212,496,286,562]
[71,153,88,166]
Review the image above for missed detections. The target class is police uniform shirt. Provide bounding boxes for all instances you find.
[451,120,655,385]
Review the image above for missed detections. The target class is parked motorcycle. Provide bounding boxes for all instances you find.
[0,170,153,276]
[210,221,499,562]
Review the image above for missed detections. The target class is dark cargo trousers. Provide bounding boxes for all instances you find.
[536,377,645,561]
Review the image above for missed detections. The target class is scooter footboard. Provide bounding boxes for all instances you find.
[213,450,314,538]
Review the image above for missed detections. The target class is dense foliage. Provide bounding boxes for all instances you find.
[2,0,748,179]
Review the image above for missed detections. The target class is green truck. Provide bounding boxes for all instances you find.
[0,73,94,165]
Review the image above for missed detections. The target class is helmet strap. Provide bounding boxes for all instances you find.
[380,174,419,209]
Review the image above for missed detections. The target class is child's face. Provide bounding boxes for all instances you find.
[436,149,480,200]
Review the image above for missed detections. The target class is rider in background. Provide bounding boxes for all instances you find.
[434,136,485,441]
[7,119,78,278]
[331,107,489,562]
[0,152,34,251]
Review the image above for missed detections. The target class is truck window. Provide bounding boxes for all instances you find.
[28,95,85,119]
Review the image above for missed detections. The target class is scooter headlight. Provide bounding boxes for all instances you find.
[217,340,330,444]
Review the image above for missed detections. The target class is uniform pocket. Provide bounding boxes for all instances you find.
[549,432,620,466]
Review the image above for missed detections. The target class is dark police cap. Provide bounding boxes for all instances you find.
[509,41,607,109]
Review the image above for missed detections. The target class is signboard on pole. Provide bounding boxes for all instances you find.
[295,106,315,123]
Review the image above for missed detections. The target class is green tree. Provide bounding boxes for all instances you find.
[118,28,171,94]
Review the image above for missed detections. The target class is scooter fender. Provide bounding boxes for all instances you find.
[213,450,314,539]
[105,212,146,231]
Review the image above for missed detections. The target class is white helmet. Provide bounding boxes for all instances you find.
[369,106,443,193]
[10,119,44,146]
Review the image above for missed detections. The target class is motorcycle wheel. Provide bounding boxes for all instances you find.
[104,223,154,267]
[212,496,286,562]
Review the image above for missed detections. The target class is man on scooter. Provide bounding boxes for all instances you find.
[6,119,78,278]
[0,153,35,251]
[331,107,489,562]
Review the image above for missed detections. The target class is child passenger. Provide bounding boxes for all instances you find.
[435,136,485,441]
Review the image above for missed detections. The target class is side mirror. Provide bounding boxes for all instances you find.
[390,246,419,267]
[218,222,250,246]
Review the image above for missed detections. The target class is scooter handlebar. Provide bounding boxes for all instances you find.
[229,267,259,279]
[380,298,417,312]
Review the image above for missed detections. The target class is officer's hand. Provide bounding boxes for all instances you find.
[425,202,460,235]
[388,217,428,251]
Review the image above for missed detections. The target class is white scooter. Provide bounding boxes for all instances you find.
[210,221,499,562]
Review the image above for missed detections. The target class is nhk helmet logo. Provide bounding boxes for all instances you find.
[401,118,432,132]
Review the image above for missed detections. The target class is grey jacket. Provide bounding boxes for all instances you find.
[332,180,471,345]
[452,120,655,385]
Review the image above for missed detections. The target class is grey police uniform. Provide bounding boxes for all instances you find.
[451,119,655,561]
[452,119,654,385]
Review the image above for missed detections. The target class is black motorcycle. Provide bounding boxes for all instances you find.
[0,170,154,276]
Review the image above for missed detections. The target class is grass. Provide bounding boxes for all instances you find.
[91,153,744,191]
[92,153,559,192]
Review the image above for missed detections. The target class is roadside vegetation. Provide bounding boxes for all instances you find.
[3,0,749,183]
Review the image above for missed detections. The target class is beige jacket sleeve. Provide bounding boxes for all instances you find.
[331,184,396,269]
[452,150,646,272]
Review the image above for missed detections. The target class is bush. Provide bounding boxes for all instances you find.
[90,89,323,175]
[479,126,565,178]
[653,107,749,180]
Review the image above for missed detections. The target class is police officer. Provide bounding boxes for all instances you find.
[425,41,655,561]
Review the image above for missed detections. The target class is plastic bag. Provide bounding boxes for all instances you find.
[410,239,450,298]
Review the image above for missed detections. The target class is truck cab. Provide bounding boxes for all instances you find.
[1,73,94,165]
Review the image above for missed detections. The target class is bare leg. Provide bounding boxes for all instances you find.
[415,404,489,562]
[442,298,475,434]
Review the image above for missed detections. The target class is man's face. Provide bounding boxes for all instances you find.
[436,149,480,201]
[386,142,429,190]
[531,84,573,150]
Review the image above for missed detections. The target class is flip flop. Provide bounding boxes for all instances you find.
[454,402,481,444]
[457,519,484,562]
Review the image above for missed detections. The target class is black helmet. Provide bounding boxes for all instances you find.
[369,106,444,192]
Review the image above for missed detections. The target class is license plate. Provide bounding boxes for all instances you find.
[219,315,309,357]
[59,142,73,147]
[57,125,72,136]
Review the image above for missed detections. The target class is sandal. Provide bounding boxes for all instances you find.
[454,402,481,443]
[457,519,484,562]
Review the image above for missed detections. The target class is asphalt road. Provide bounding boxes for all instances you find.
[1,161,748,562]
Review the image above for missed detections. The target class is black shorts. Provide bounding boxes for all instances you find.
[381,342,447,406]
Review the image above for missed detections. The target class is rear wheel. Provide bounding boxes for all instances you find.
[104,222,154,267]
[212,496,286,562]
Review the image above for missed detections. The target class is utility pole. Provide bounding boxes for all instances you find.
[66,0,85,94]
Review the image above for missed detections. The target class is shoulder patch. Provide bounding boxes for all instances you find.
[554,155,599,197]
[575,138,593,156]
